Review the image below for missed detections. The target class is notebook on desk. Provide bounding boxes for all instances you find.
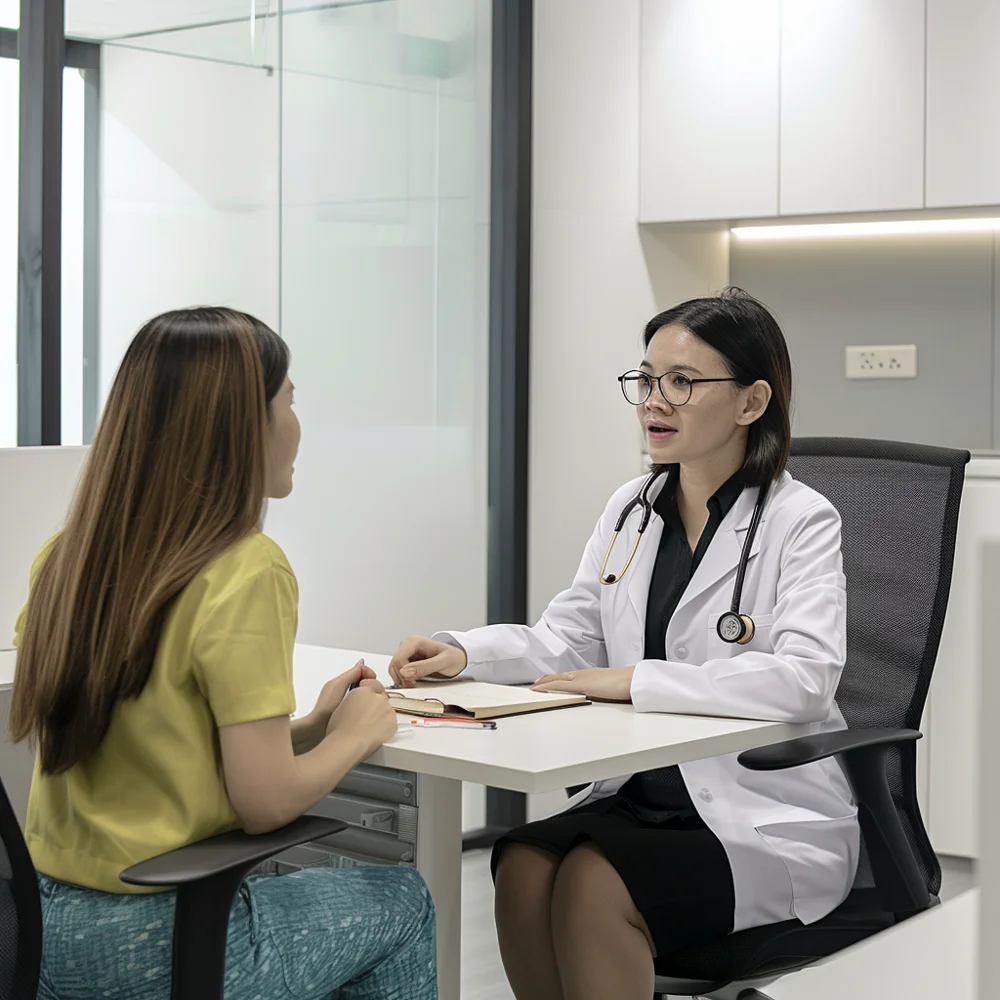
[387,681,590,720]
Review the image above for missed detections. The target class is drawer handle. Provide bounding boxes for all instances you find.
[360,809,395,833]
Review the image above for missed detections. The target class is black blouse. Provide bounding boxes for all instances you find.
[619,466,745,815]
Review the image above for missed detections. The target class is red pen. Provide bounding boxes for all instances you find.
[410,719,496,730]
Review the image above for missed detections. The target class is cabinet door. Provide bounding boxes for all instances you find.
[780,0,924,215]
[928,467,1000,859]
[926,0,1000,208]
[639,0,779,223]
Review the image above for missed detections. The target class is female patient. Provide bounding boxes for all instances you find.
[10,307,436,1000]
[390,289,858,1000]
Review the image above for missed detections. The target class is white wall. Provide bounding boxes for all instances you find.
[529,0,729,621]
[525,0,729,822]
[61,68,85,446]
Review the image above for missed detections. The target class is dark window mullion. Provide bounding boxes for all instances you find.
[16,0,64,446]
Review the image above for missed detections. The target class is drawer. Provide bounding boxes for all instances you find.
[270,844,341,873]
[335,763,417,805]
[309,791,417,843]
[271,844,403,874]
[312,824,415,864]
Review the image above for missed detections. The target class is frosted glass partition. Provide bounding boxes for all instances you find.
[62,68,85,446]
[79,0,489,653]
[267,0,491,651]
[98,43,280,402]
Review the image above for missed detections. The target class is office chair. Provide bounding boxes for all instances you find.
[0,773,347,1000]
[652,437,970,1000]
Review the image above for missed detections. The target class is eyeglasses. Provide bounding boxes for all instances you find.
[617,370,738,407]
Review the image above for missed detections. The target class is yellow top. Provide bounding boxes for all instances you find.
[13,532,298,893]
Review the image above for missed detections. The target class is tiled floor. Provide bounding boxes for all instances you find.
[459,850,979,1000]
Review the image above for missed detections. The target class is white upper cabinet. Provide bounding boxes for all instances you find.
[640,0,1000,222]
[779,0,925,216]
[639,0,780,223]
[926,0,1000,208]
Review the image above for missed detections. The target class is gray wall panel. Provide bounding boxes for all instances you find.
[730,233,994,450]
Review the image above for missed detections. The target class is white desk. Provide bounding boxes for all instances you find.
[294,643,813,1000]
[0,644,815,998]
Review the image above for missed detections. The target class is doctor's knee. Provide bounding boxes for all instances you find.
[494,843,560,909]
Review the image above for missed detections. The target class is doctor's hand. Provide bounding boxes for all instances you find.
[389,636,468,688]
[531,666,635,703]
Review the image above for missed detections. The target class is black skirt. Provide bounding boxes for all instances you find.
[490,787,735,960]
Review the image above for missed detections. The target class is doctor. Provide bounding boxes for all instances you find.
[390,288,858,1000]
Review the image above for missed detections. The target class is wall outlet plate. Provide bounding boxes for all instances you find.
[845,344,917,379]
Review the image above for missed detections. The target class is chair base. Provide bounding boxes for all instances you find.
[654,975,778,999]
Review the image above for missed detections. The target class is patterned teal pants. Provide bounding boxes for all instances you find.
[36,865,437,999]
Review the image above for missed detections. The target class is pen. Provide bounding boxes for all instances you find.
[410,719,497,730]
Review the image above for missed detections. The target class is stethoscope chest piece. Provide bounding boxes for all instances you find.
[716,611,755,645]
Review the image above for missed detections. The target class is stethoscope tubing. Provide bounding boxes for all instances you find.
[601,466,771,641]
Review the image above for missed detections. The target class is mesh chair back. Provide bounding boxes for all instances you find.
[0,776,40,1000]
[787,438,968,899]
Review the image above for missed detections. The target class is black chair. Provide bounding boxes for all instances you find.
[0,773,346,1000]
[652,437,969,1000]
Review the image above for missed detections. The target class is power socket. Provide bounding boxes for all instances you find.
[845,344,917,379]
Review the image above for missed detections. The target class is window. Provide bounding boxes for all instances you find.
[0,55,16,446]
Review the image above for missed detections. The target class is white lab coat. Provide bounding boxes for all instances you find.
[436,471,859,933]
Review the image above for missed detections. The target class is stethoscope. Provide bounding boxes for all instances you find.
[599,466,770,645]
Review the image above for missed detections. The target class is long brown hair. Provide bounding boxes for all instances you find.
[10,307,290,775]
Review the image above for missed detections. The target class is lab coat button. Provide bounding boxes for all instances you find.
[699,788,713,803]
[675,646,688,659]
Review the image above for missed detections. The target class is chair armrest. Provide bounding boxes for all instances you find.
[120,814,347,887]
[120,815,348,1000]
[739,727,929,915]
[737,728,920,771]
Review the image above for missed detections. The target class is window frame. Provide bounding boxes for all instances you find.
[2,11,100,446]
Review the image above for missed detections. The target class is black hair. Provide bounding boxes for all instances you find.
[642,287,792,485]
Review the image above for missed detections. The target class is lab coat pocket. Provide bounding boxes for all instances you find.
[706,612,775,656]
[754,817,859,925]
[743,613,775,652]
[752,825,797,920]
